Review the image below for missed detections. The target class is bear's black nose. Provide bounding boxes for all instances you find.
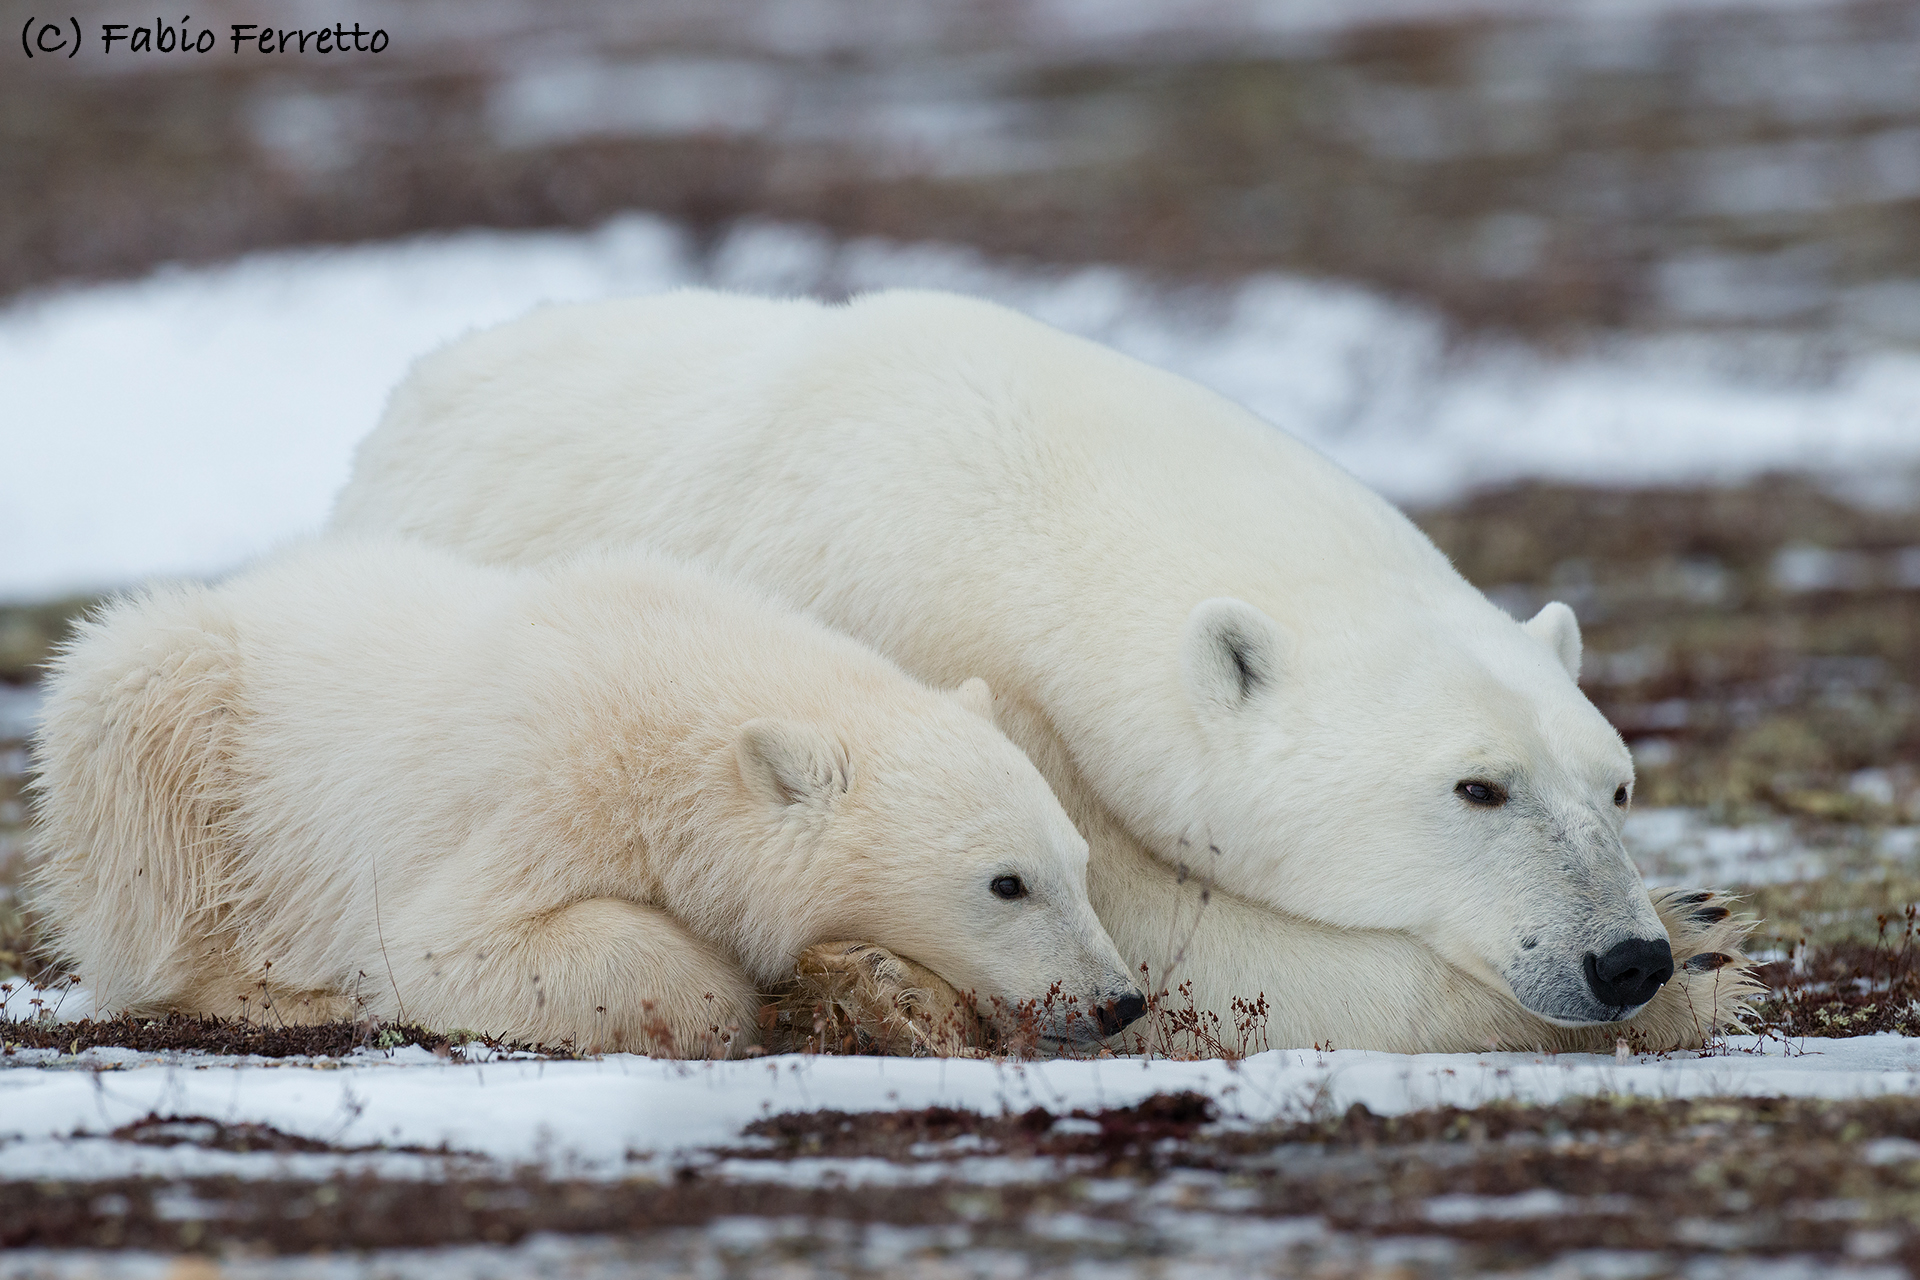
[1095,992,1148,1036]
[1583,937,1674,1010]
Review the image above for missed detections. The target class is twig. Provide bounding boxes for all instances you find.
[370,854,407,1023]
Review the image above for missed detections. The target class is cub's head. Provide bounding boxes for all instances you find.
[733,678,1144,1046]
[1169,593,1668,1026]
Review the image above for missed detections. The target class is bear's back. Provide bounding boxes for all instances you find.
[341,289,1466,643]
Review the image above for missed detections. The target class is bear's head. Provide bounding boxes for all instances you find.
[731,678,1145,1045]
[1166,592,1668,1026]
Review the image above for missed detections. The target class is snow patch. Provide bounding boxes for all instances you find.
[4,1035,1920,1181]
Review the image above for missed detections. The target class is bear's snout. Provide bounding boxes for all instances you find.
[1094,991,1148,1036]
[1582,936,1674,1010]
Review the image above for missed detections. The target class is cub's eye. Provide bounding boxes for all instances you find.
[1455,780,1508,808]
[1614,785,1629,807]
[990,875,1027,901]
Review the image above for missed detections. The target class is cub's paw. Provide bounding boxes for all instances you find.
[761,941,984,1057]
[1621,887,1765,1051]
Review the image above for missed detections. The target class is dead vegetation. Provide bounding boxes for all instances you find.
[1753,905,1920,1039]
[0,1007,563,1060]
[11,1091,1920,1271]
[0,978,1266,1063]
[740,1090,1219,1163]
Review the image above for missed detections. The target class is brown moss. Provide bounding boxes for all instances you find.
[0,1010,563,1059]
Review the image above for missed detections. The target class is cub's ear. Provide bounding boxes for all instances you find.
[1180,597,1283,715]
[951,677,995,722]
[1523,601,1582,681]
[736,719,850,809]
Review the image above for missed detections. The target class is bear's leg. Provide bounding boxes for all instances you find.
[762,942,983,1056]
[395,899,759,1057]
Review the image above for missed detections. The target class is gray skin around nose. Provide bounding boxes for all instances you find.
[1583,936,1675,1009]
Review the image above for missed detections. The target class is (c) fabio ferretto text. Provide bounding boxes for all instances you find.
[21,17,390,59]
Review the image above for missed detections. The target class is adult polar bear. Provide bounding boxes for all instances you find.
[334,289,1756,1053]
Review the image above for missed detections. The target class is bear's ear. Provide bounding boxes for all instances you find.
[1180,597,1283,715]
[1523,601,1582,681]
[736,719,851,809]
[951,677,995,722]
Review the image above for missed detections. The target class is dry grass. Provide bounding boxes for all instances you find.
[0,1007,564,1060]
[1750,906,1920,1038]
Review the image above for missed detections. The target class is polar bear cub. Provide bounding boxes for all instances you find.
[29,538,1143,1055]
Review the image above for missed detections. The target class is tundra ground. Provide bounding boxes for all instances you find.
[8,1092,1920,1275]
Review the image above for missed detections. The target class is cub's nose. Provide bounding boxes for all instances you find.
[1583,937,1674,1010]
[1094,992,1148,1036]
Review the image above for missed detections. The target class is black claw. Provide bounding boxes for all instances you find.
[1674,891,1715,906]
[1684,952,1734,972]
[1691,905,1731,924]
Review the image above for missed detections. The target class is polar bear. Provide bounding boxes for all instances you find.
[332,289,1758,1052]
[28,538,1144,1055]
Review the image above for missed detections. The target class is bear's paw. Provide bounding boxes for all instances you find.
[761,942,986,1057]
[1539,887,1764,1055]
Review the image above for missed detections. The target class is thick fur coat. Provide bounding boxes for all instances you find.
[332,289,1759,1052]
[29,539,1139,1054]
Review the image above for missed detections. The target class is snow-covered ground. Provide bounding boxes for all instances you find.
[3,970,1917,1181]
[4,215,1918,599]
[2,1036,1918,1183]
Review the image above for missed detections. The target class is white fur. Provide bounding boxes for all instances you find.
[29,538,1137,1054]
[331,289,1731,1050]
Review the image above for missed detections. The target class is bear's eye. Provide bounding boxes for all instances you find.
[1455,780,1508,808]
[1614,785,1629,807]
[990,875,1027,901]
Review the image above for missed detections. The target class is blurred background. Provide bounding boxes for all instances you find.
[3,0,1920,983]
